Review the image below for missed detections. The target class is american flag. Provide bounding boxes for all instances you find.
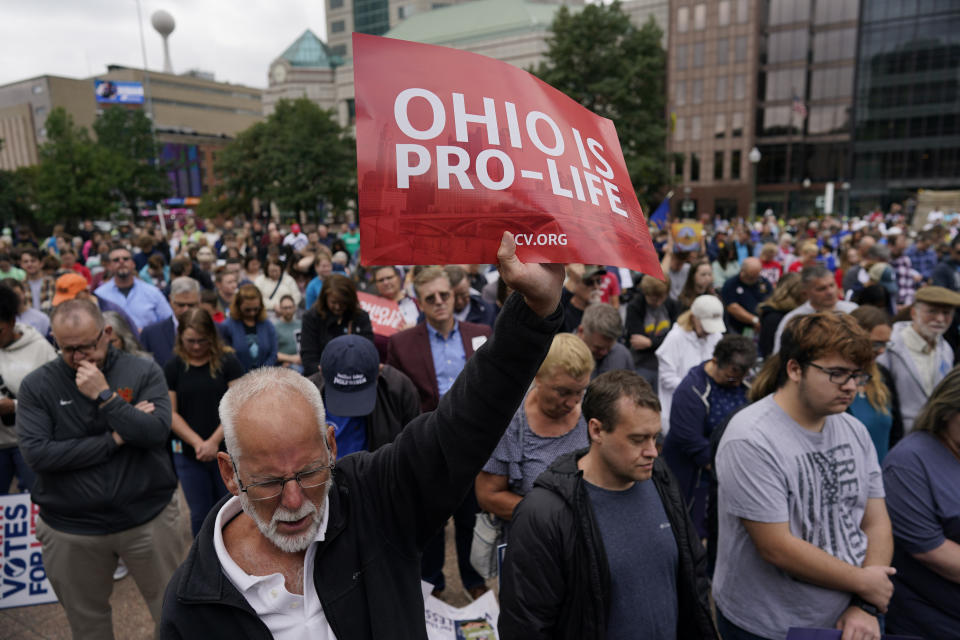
[792,93,807,120]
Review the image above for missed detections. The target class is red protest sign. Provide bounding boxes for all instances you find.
[353,33,662,277]
[357,292,405,337]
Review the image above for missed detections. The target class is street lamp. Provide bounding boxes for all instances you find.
[748,146,761,220]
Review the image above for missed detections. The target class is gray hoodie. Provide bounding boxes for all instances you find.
[0,324,57,448]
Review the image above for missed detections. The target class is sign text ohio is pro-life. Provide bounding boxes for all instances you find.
[393,89,629,218]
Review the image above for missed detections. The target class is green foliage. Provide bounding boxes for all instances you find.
[0,152,36,221]
[32,108,113,225]
[533,2,668,205]
[213,98,356,218]
[93,107,169,211]
[27,107,169,225]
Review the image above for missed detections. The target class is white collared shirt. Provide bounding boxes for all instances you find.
[214,496,337,639]
[902,324,938,395]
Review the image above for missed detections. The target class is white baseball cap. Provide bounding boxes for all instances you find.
[690,295,725,334]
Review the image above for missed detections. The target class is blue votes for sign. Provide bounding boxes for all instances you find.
[0,493,57,609]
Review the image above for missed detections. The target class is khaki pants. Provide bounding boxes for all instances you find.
[36,496,184,640]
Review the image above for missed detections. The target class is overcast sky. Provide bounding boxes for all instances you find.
[1,0,328,89]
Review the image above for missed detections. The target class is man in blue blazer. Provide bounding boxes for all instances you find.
[140,277,201,367]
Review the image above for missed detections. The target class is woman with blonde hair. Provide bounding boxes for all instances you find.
[882,365,960,638]
[848,305,901,461]
[787,239,820,274]
[477,333,595,526]
[165,308,244,535]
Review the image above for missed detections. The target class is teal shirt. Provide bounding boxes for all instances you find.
[848,393,893,463]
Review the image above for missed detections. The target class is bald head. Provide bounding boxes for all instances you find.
[741,257,762,284]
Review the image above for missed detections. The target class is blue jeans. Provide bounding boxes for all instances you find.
[717,610,774,640]
[174,453,229,537]
[0,446,36,494]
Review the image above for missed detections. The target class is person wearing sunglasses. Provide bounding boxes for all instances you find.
[713,312,894,640]
[94,245,174,332]
[387,265,492,600]
[160,232,564,638]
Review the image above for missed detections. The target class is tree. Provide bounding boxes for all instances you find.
[32,108,113,225]
[93,107,169,212]
[0,140,35,223]
[213,98,356,219]
[533,2,669,207]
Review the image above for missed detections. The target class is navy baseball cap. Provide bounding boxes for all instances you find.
[321,335,379,416]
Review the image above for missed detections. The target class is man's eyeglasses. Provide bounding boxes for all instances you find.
[423,291,451,306]
[58,329,103,356]
[375,275,398,284]
[583,278,603,288]
[111,256,133,263]
[807,362,871,386]
[230,457,334,502]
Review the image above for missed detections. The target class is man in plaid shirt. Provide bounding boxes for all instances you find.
[890,232,920,308]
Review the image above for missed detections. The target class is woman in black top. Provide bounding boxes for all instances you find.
[300,274,374,375]
[165,308,244,536]
[756,272,804,358]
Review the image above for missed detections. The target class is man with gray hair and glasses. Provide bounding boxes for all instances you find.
[879,285,960,433]
[160,233,565,638]
[140,276,201,368]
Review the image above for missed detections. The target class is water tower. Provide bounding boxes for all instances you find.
[151,10,175,73]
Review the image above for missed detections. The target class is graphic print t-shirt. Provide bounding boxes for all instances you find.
[713,394,884,639]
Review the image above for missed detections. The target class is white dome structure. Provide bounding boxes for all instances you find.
[151,10,176,73]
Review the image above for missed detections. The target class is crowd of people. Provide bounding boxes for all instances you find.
[0,206,958,639]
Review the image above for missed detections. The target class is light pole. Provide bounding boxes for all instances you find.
[841,181,851,219]
[748,146,761,220]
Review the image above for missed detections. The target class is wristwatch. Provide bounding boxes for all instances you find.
[851,595,880,617]
[97,388,114,404]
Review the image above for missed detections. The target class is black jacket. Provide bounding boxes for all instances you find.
[498,449,719,640]
[160,293,562,639]
[300,307,375,375]
[16,346,176,534]
[308,364,421,451]
[624,293,681,369]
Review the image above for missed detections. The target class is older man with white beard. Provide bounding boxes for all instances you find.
[880,286,960,432]
[160,232,565,639]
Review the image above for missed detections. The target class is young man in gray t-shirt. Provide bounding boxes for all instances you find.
[714,312,895,640]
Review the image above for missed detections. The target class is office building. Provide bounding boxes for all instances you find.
[0,68,263,198]
[851,0,960,211]
[753,0,859,217]
[668,0,757,218]
[326,0,477,60]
